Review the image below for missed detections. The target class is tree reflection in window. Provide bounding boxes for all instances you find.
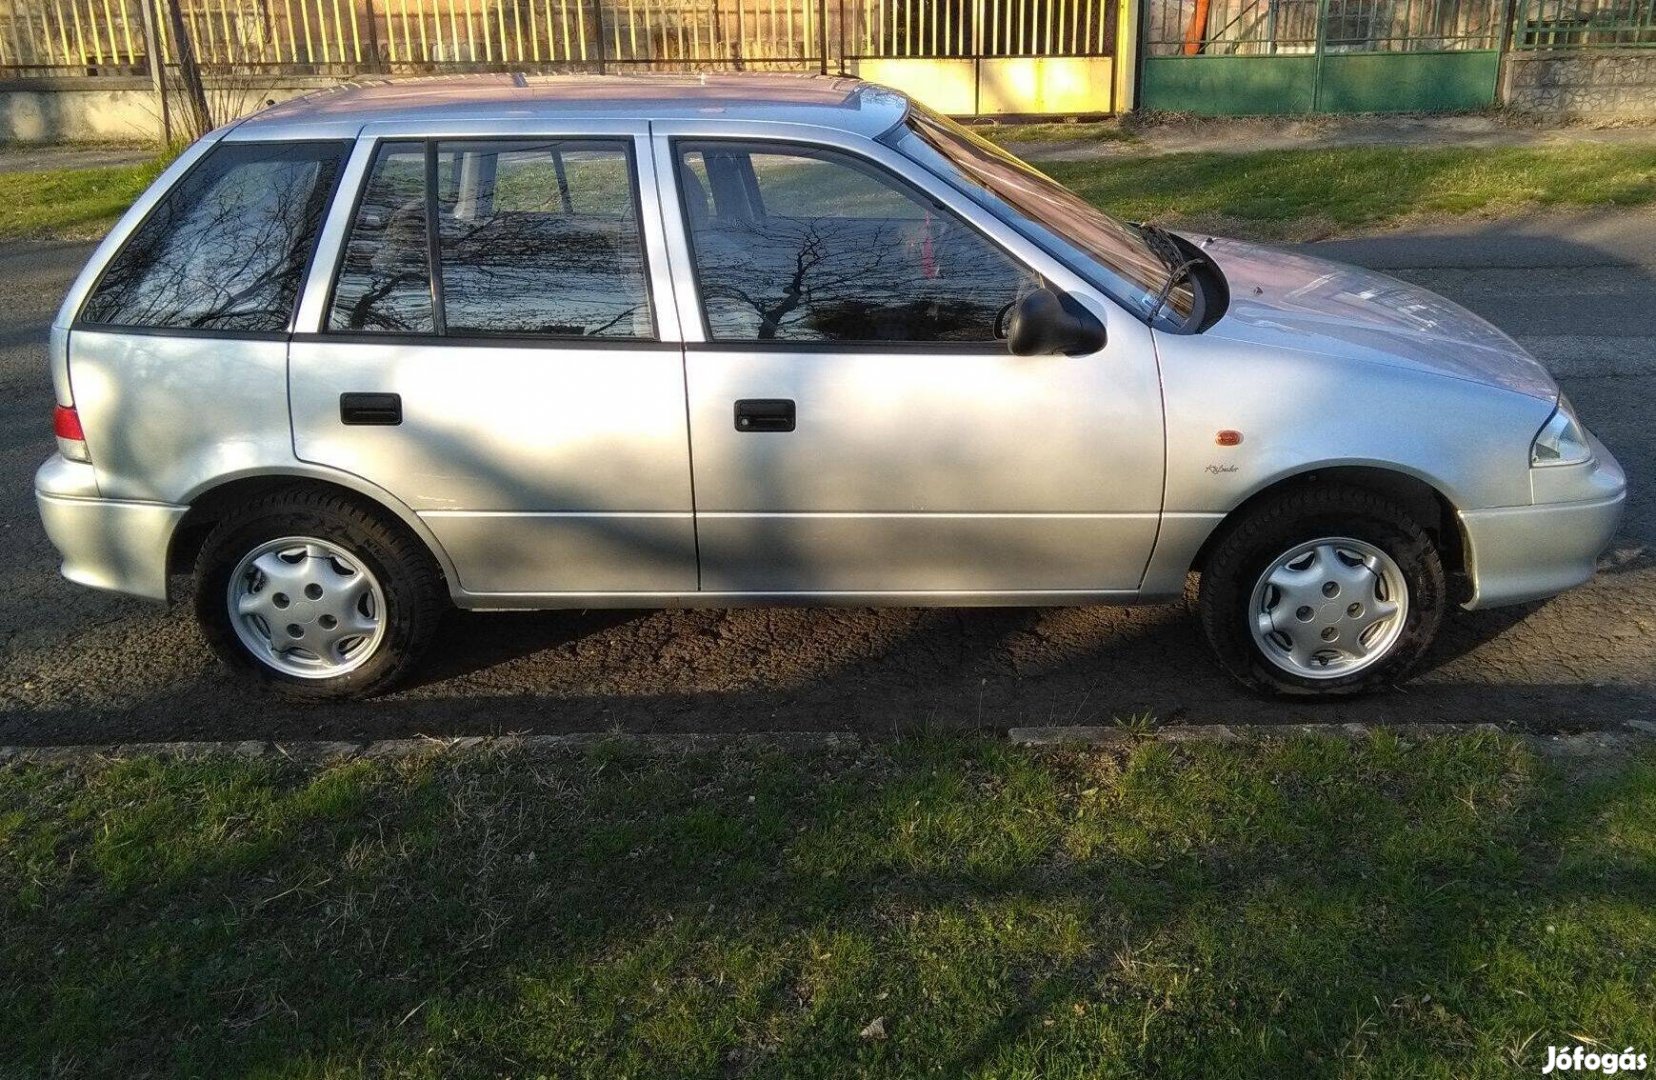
[678,144,1038,344]
[435,140,653,339]
[82,141,347,332]
[329,143,434,333]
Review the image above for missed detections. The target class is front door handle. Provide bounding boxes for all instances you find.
[340,392,402,426]
[734,399,795,433]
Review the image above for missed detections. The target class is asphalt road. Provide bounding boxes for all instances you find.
[3,211,1653,745]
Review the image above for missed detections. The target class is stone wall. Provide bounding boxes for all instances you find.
[1506,50,1656,118]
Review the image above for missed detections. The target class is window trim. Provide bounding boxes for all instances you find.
[424,139,448,336]
[71,323,291,344]
[670,136,1045,352]
[71,138,353,337]
[321,135,661,344]
[289,330,684,352]
[681,339,1026,355]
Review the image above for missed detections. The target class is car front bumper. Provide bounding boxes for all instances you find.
[1459,435,1627,610]
[35,454,186,603]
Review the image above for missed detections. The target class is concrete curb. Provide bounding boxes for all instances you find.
[0,721,1650,765]
[1006,721,1510,745]
[0,730,866,765]
[1008,721,1656,756]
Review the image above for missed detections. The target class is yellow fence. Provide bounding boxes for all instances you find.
[0,0,1115,73]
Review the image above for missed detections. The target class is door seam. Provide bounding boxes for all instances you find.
[647,121,704,591]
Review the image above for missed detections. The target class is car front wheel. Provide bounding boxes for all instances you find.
[1198,485,1446,697]
[194,488,444,699]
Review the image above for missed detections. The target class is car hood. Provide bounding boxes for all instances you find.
[1195,237,1558,402]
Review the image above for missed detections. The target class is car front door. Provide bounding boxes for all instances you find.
[651,125,1166,598]
[289,123,697,599]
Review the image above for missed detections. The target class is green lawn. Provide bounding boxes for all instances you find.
[3,141,1656,244]
[0,157,167,242]
[2,732,1652,1077]
[1035,143,1656,240]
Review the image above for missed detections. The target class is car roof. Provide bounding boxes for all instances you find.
[226,73,911,140]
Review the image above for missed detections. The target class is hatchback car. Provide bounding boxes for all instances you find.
[35,74,1626,700]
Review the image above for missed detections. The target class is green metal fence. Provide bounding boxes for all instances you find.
[1514,0,1656,48]
[1141,0,1504,112]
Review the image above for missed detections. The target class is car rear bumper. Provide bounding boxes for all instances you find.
[35,454,185,603]
[1459,439,1627,610]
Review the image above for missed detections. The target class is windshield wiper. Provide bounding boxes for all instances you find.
[1139,222,1203,324]
[1139,221,1182,267]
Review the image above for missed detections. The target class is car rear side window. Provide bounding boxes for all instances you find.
[81,140,348,333]
[676,141,1037,345]
[329,138,654,339]
[436,140,652,338]
[329,142,434,333]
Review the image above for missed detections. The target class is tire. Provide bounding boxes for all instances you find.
[194,487,445,700]
[1198,485,1446,698]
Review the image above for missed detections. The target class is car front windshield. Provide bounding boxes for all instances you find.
[891,103,1194,325]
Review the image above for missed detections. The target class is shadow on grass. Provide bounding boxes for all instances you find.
[0,732,1652,1077]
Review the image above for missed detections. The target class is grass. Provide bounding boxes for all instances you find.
[3,140,1656,244]
[1,732,1652,1078]
[0,156,167,242]
[1036,143,1656,240]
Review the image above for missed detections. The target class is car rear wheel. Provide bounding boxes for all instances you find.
[195,488,444,699]
[1198,485,1446,697]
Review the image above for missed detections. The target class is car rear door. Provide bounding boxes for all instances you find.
[289,121,696,599]
[650,124,1166,598]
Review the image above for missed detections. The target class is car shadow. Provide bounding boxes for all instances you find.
[403,608,646,690]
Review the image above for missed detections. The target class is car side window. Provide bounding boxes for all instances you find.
[437,139,652,338]
[328,138,653,339]
[329,142,433,333]
[81,140,348,332]
[676,141,1038,344]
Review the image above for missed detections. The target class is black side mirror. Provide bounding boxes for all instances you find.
[1005,287,1106,357]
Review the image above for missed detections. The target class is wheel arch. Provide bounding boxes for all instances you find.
[167,468,458,600]
[1189,465,1469,592]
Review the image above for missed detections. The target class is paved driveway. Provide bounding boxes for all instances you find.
[2,211,1652,745]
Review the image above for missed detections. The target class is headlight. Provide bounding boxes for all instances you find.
[1531,396,1593,468]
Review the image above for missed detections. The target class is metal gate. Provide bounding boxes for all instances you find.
[1139,0,1504,113]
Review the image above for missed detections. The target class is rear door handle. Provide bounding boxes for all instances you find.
[340,392,401,426]
[734,398,795,433]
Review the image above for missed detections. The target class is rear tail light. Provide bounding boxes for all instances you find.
[53,404,90,463]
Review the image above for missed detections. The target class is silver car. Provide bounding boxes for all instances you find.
[34,74,1626,700]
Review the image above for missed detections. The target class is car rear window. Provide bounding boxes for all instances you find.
[80,140,348,333]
